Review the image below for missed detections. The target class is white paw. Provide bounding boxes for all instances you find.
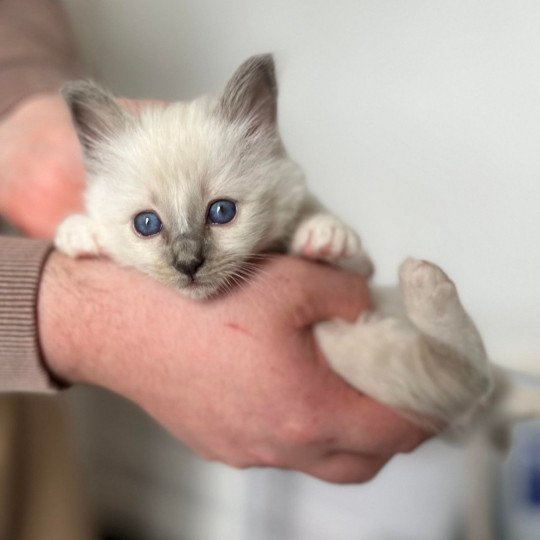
[291,214,361,261]
[54,214,102,257]
[400,258,489,370]
[399,258,460,320]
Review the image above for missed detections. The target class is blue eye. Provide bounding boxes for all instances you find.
[133,211,162,236]
[207,199,236,225]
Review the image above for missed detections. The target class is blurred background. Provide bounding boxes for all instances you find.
[10,0,540,538]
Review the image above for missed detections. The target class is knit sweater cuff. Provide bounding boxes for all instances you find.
[0,237,58,393]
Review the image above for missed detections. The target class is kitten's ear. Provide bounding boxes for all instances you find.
[218,54,277,133]
[61,80,129,154]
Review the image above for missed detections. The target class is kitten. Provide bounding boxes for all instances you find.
[55,55,540,439]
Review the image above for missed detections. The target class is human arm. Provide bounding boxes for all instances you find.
[0,0,85,237]
[37,250,427,483]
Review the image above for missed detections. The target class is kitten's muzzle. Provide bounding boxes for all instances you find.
[174,257,205,279]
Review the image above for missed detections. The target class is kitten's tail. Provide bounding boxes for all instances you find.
[469,366,540,451]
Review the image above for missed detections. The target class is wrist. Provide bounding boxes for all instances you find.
[37,251,135,388]
[37,251,130,387]
[37,251,193,396]
[38,251,83,385]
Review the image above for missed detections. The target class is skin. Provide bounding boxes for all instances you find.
[2,93,429,483]
[0,95,85,237]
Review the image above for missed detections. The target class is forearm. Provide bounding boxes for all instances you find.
[38,251,207,403]
[37,251,176,395]
[0,236,56,392]
[0,0,83,117]
[0,242,196,394]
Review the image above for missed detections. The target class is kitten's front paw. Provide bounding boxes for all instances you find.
[291,214,361,261]
[55,214,103,257]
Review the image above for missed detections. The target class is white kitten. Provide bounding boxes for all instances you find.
[55,55,540,441]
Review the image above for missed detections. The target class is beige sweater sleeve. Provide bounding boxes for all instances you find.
[0,0,82,391]
[0,237,59,392]
[0,0,83,117]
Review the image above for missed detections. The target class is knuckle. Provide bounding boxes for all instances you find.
[284,285,319,327]
[398,440,419,454]
[196,449,218,463]
[199,444,258,469]
[278,414,319,447]
[355,463,384,483]
[316,460,385,485]
[345,276,371,314]
[249,447,286,468]
[398,429,430,454]
[284,279,311,310]
[221,455,254,470]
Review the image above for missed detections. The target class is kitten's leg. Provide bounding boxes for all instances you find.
[315,314,435,415]
[290,212,374,279]
[399,258,488,366]
[315,260,493,428]
[315,315,487,427]
[54,214,104,257]
[397,258,493,423]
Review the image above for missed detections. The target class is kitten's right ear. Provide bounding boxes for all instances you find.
[61,80,128,154]
[218,54,278,134]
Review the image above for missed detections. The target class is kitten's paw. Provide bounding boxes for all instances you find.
[400,258,488,368]
[55,214,103,257]
[291,214,361,261]
[399,258,460,321]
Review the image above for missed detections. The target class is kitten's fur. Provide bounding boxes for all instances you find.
[55,55,540,440]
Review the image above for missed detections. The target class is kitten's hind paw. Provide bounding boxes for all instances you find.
[55,214,103,257]
[399,258,459,319]
[400,257,489,372]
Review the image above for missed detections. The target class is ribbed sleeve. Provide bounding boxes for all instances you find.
[0,0,84,118]
[0,237,57,392]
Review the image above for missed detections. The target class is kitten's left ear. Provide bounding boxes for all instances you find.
[218,54,277,134]
[62,80,129,155]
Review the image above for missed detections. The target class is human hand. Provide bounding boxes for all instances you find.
[38,253,428,483]
[0,93,163,239]
[0,94,85,238]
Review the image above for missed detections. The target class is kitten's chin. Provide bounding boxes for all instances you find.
[142,269,216,299]
[178,282,219,300]
[147,266,250,300]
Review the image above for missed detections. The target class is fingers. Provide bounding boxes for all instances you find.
[300,451,390,484]
[264,256,371,326]
[257,375,429,483]
[303,261,371,323]
[292,406,427,484]
[321,387,431,456]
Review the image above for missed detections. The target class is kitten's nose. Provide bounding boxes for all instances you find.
[174,257,205,278]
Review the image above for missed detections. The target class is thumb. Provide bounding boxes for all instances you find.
[289,258,371,326]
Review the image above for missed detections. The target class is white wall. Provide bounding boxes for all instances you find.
[61,1,540,538]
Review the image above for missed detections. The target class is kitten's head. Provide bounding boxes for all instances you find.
[63,55,306,298]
